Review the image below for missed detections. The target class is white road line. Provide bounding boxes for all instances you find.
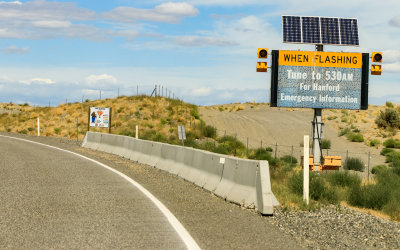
[0,135,201,250]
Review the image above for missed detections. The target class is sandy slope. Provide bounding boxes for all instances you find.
[199,103,385,168]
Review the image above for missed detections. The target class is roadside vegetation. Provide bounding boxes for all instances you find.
[2,97,400,221]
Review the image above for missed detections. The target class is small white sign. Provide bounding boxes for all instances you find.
[219,157,225,164]
[178,125,186,140]
[89,107,110,128]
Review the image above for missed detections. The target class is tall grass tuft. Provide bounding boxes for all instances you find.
[343,157,365,172]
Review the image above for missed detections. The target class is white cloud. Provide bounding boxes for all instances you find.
[384,63,400,73]
[389,16,400,27]
[103,2,198,23]
[192,87,211,96]
[0,0,102,41]
[2,45,29,54]
[20,78,55,85]
[155,2,198,16]
[85,74,118,87]
[173,35,238,46]
[32,20,72,29]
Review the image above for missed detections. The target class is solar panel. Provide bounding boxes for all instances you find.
[282,16,359,46]
[282,16,301,43]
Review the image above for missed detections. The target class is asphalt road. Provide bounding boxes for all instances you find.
[0,133,302,249]
[0,135,191,249]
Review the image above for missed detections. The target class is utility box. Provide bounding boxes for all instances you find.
[301,155,342,171]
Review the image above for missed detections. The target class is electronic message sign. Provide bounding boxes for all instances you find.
[270,50,369,110]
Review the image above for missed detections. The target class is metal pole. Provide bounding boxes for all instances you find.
[136,125,138,139]
[109,107,112,134]
[137,85,138,96]
[312,108,323,172]
[275,143,278,159]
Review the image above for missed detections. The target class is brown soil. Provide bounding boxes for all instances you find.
[199,103,386,170]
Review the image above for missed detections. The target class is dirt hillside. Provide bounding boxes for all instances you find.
[199,103,386,168]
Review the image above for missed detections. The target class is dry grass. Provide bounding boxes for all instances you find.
[0,96,199,141]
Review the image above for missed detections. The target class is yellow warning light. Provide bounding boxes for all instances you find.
[372,52,382,63]
[258,48,268,59]
[371,64,382,75]
[257,62,268,72]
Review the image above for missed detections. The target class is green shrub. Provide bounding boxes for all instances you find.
[339,127,350,136]
[384,151,400,163]
[383,138,400,148]
[369,139,381,147]
[381,148,395,156]
[265,147,273,152]
[248,148,274,161]
[280,155,297,165]
[20,129,28,134]
[190,108,200,119]
[346,132,364,142]
[289,171,338,204]
[203,125,217,138]
[348,183,390,210]
[327,115,337,120]
[375,108,400,129]
[217,135,245,155]
[371,165,390,175]
[386,101,394,108]
[54,127,61,134]
[218,107,224,112]
[321,138,331,149]
[343,157,365,171]
[323,171,361,187]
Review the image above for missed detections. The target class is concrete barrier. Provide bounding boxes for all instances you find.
[82,132,279,215]
[156,143,178,173]
[201,152,223,192]
[227,159,258,208]
[214,157,237,200]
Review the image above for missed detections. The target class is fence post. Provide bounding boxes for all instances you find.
[234,133,237,156]
[291,145,294,165]
[275,143,278,159]
[37,117,40,136]
[76,118,79,142]
[368,151,370,181]
[346,150,349,162]
[246,137,249,157]
[260,139,262,149]
[303,135,310,205]
[137,85,138,96]
[393,154,394,174]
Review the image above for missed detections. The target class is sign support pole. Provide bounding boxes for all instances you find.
[87,106,90,132]
[109,107,112,134]
[313,44,324,172]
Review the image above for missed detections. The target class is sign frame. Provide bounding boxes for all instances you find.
[270,50,369,110]
[87,106,112,133]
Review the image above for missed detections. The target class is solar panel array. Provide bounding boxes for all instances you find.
[282,16,359,46]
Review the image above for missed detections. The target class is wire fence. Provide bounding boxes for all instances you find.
[48,84,182,107]
[181,121,387,176]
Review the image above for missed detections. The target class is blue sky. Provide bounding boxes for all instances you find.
[0,0,399,106]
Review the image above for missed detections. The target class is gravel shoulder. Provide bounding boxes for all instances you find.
[2,132,400,249]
